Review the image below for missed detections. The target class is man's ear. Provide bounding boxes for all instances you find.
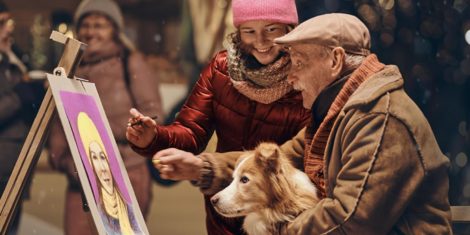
[331,47,345,78]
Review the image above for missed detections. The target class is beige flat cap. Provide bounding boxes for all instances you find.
[275,13,371,56]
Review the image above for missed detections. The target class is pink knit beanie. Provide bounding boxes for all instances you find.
[232,0,298,27]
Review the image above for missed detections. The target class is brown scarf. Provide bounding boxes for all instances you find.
[304,54,385,198]
[226,37,293,104]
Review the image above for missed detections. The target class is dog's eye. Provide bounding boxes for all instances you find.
[240,176,249,184]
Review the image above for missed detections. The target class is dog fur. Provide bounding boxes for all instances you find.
[210,143,319,235]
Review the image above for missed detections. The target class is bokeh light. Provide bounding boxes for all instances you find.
[459,121,468,137]
[456,152,468,168]
[358,4,380,31]
[57,23,67,34]
[379,0,395,10]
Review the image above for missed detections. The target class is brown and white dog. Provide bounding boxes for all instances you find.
[210,143,319,235]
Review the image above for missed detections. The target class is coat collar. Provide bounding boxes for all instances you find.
[344,65,404,111]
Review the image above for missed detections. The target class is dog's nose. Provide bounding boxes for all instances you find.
[211,195,219,206]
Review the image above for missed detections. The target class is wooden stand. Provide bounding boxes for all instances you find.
[0,31,86,234]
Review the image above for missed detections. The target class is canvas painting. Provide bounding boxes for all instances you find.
[48,74,149,235]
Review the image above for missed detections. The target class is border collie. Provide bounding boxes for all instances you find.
[210,143,319,235]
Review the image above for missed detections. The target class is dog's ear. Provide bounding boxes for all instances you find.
[255,143,281,174]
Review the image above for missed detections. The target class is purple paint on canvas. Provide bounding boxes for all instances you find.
[59,91,131,203]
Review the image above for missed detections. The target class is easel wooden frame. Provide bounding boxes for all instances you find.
[0,31,86,234]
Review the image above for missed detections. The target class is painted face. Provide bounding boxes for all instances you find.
[239,20,289,65]
[89,141,114,195]
[0,12,14,52]
[287,44,336,109]
[77,13,115,54]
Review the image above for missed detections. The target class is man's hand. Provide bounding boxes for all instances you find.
[153,148,203,181]
[126,108,157,148]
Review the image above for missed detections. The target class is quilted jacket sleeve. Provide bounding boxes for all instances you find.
[133,53,223,157]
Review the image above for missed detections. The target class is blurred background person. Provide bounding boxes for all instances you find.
[47,0,164,234]
[0,1,44,234]
[127,0,310,234]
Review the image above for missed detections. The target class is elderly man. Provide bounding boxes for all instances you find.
[154,13,452,234]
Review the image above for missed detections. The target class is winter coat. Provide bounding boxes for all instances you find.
[198,65,452,234]
[134,50,310,235]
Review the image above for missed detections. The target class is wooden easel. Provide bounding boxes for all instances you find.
[0,31,86,234]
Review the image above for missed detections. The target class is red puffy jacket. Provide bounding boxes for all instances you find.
[136,51,310,235]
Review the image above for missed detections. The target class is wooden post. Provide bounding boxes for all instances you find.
[0,31,86,234]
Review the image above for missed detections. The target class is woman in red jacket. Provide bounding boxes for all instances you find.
[126,0,309,234]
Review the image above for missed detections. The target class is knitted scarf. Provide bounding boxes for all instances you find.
[304,54,385,198]
[226,37,293,104]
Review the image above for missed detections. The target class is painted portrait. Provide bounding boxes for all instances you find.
[48,75,148,235]
[60,91,142,235]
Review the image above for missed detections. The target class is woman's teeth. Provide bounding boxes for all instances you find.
[256,48,270,53]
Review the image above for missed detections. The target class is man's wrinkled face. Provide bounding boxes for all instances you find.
[287,44,336,109]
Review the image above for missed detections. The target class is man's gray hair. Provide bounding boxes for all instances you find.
[343,53,366,74]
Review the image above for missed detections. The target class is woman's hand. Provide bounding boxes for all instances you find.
[153,148,203,181]
[126,108,157,148]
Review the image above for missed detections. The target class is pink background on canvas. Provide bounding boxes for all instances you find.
[60,91,131,203]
